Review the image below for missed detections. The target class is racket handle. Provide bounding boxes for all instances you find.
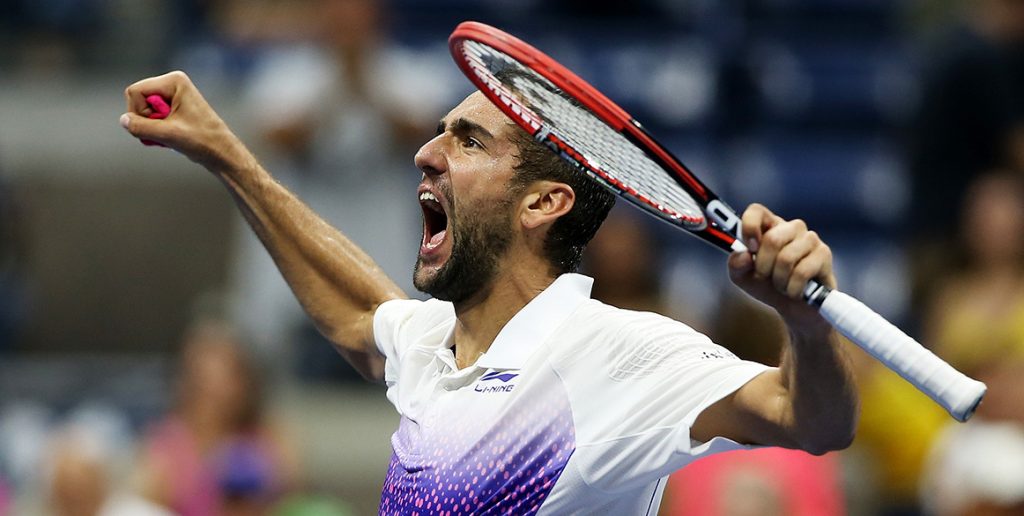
[809,284,986,422]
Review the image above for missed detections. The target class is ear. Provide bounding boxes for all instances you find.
[519,181,575,230]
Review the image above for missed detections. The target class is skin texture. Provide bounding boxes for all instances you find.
[121,71,857,453]
[411,117,516,304]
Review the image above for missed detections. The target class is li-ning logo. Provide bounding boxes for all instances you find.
[474,371,519,393]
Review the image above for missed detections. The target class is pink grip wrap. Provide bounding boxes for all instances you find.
[140,94,171,147]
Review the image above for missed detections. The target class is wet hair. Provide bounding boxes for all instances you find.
[483,66,616,273]
[506,127,616,274]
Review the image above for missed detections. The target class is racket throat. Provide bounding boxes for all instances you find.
[707,199,742,238]
[802,280,832,307]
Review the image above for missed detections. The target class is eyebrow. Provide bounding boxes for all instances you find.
[436,117,495,141]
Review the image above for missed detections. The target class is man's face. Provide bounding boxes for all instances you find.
[412,92,523,303]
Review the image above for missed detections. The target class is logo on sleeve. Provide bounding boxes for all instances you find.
[474,371,519,393]
[699,348,738,360]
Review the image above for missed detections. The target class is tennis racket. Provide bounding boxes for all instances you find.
[448,21,986,422]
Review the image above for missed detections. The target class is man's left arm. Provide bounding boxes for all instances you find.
[691,203,859,455]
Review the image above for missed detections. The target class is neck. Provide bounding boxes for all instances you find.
[451,257,558,369]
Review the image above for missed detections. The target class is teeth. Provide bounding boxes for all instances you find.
[419,192,438,203]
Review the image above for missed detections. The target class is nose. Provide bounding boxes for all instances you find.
[414,134,446,178]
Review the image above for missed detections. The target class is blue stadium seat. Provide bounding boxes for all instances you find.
[717,134,909,232]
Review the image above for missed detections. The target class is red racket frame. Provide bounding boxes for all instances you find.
[449,21,740,252]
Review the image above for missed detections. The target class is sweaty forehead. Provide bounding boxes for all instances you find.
[443,91,516,133]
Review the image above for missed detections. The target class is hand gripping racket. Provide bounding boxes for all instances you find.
[448,21,986,422]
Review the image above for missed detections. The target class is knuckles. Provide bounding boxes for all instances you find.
[124,70,193,98]
[761,228,786,249]
[166,70,193,87]
[774,248,798,270]
[747,202,768,214]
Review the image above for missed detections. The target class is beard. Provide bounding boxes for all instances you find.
[413,188,514,304]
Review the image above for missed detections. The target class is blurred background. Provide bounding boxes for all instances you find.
[2,0,1024,514]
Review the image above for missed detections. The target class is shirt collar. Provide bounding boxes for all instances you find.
[474,273,594,370]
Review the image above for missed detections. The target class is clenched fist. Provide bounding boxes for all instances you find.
[120,71,254,174]
[728,203,836,330]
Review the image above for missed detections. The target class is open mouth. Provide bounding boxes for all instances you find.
[419,190,449,251]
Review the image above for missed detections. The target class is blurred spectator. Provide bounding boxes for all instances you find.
[659,447,845,516]
[710,294,786,367]
[0,165,29,352]
[920,420,1024,516]
[583,207,667,316]
[908,0,1024,236]
[227,0,456,361]
[136,320,300,515]
[0,475,9,516]
[925,172,1024,375]
[848,351,949,515]
[36,404,170,516]
[0,402,51,504]
[851,171,1024,515]
[924,171,1024,424]
[0,0,102,75]
[907,0,1024,302]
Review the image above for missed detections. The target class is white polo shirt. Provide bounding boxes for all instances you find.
[373,273,771,515]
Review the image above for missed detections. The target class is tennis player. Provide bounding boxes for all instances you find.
[121,71,858,515]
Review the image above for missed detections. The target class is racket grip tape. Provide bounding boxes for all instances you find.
[817,290,986,422]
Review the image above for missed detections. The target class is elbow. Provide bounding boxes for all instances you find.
[796,388,860,456]
[801,428,856,456]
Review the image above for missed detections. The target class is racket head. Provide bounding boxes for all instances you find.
[448,21,742,252]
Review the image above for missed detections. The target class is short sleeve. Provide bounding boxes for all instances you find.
[551,306,771,492]
[374,299,424,364]
[373,298,455,383]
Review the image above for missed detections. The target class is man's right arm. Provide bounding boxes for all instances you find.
[120,71,405,382]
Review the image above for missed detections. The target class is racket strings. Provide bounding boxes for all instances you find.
[462,40,705,227]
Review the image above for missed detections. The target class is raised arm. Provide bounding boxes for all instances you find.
[120,71,405,382]
[692,203,859,455]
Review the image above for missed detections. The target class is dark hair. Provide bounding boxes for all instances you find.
[507,126,616,274]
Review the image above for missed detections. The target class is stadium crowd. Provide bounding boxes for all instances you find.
[1,0,1023,514]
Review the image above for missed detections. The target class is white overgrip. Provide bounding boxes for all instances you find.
[818,290,987,422]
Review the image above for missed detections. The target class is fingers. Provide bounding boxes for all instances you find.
[739,203,836,301]
[123,70,187,116]
[120,71,251,172]
[727,249,755,282]
[771,230,833,296]
[753,218,806,280]
[740,203,783,253]
[120,112,171,145]
[786,244,833,298]
[769,228,816,292]
[122,72,187,146]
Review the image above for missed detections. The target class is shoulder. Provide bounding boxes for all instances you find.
[375,297,454,331]
[551,299,722,367]
[570,299,708,340]
[374,298,455,358]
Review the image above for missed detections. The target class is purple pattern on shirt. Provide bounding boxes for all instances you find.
[379,382,575,515]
